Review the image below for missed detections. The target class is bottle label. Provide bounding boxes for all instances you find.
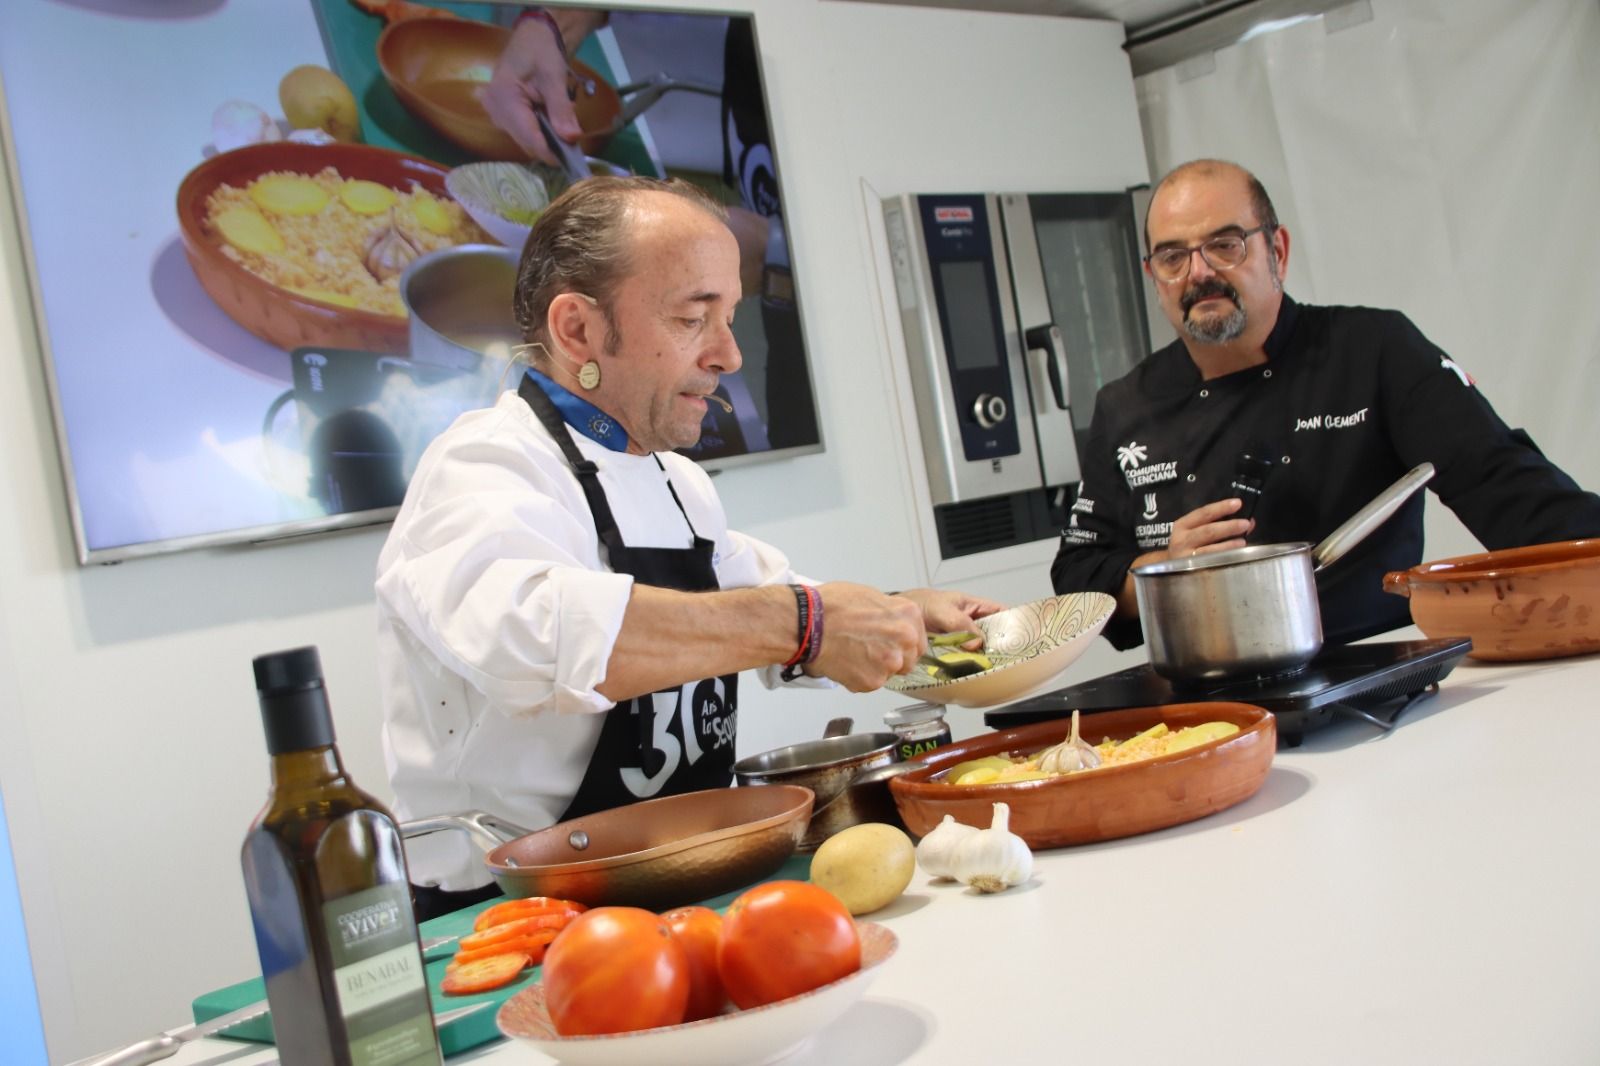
[323,883,438,1066]
[899,728,953,761]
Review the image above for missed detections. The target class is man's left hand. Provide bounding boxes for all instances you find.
[892,588,1004,646]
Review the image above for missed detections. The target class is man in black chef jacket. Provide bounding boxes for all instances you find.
[1050,159,1600,650]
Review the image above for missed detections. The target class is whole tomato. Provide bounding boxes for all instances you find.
[540,907,690,1035]
[717,881,861,1009]
[662,905,727,1021]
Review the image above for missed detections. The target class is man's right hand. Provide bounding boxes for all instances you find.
[1115,498,1255,619]
[1165,497,1254,560]
[481,15,584,166]
[807,582,925,692]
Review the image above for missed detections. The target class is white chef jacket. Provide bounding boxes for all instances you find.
[376,388,810,890]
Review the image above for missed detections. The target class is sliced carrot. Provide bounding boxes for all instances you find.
[459,911,578,952]
[452,929,560,969]
[472,897,587,933]
[440,952,530,996]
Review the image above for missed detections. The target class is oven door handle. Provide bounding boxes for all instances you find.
[1024,324,1070,411]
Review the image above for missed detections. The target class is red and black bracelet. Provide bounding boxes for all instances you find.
[514,7,568,59]
[780,584,816,681]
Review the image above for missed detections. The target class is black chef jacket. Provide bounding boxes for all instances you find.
[1051,296,1600,650]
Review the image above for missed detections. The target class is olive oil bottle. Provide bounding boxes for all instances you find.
[241,646,441,1066]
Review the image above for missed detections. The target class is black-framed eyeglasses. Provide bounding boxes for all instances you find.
[1144,226,1272,283]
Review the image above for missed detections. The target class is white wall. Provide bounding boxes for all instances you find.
[0,1,1145,1059]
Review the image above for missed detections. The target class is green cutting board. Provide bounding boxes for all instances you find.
[193,854,812,1055]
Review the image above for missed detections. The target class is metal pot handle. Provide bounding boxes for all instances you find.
[1311,462,1435,572]
[398,810,533,851]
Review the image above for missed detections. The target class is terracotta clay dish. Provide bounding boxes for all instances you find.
[889,703,1275,849]
[377,16,621,161]
[1384,538,1600,661]
[175,141,467,353]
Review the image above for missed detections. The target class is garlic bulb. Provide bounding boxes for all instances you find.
[914,814,979,881]
[363,210,421,282]
[1036,709,1101,775]
[951,802,1032,893]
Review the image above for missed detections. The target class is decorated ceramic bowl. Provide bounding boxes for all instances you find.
[884,592,1116,708]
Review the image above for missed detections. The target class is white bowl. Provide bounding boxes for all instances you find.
[884,592,1116,708]
[496,922,896,1066]
[445,162,549,250]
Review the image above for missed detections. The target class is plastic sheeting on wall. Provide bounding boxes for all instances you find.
[1134,0,1600,558]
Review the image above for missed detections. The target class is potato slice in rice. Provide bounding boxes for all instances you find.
[215,207,284,254]
[409,191,454,235]
[289,286,360,309]
[249,174,331,216]
[339,179,397,215]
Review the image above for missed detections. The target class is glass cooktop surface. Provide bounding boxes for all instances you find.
[983,637,1474,745]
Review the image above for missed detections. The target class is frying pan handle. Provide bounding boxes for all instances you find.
[1382,570,1413,598]
[822,717,854,739]
[1311,463,1435,572]
[612,74,723,129]
[398,811,532,851]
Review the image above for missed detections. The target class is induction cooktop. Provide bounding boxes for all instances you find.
[983,637,1474,747]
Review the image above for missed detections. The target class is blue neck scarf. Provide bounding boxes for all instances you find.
[523,368,631,453]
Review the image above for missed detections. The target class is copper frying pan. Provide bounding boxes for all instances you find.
[400,784,813,911]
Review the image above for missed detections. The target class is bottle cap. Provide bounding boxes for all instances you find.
[253,645,323,694]
[253,646,334,754]
[884,702,945,728]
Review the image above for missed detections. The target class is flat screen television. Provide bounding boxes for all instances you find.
[0,1,820,565]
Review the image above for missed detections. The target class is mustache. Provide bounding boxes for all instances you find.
[1180,278,1241,314]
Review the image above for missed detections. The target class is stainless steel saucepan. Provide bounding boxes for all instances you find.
[1132,463,1435,683]
[732,718,913,850]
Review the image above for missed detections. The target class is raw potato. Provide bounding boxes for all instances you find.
[279,65,361,143]
[809,823,916,916]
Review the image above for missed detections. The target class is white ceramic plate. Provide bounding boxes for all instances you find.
[885,592,1116,708]
[445,162,549,250]
[496,922,896,1066]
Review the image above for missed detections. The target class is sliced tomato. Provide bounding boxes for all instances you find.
[473,897,588,933]
[440,952,530,996]
[459,911,578,952]
[452,929,560,969]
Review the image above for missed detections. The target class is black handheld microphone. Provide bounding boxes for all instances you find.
[1229,443,1275,523]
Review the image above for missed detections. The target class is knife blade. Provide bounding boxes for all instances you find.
[75,996,492,1066]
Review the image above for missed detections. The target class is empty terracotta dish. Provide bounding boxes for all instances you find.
[377,16,621,161]
[883,592,1116,708]
[1383,538,1600,661]
[889,703,1275,849]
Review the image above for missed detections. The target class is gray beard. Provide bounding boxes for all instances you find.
[1183,304,1246,343]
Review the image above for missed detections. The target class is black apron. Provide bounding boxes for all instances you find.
[518,376,739,821]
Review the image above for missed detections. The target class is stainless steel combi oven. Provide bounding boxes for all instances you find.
[883,191,1169,559]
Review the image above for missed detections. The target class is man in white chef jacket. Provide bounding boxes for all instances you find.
[376,176,999,919]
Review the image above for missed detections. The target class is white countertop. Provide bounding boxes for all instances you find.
[157,640,1600,1066]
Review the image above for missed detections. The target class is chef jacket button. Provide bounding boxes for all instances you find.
[1282,456,1291,464]
[1186,473,1196,482]
[1263,369,1273,378]
[1199,388,1210,398]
